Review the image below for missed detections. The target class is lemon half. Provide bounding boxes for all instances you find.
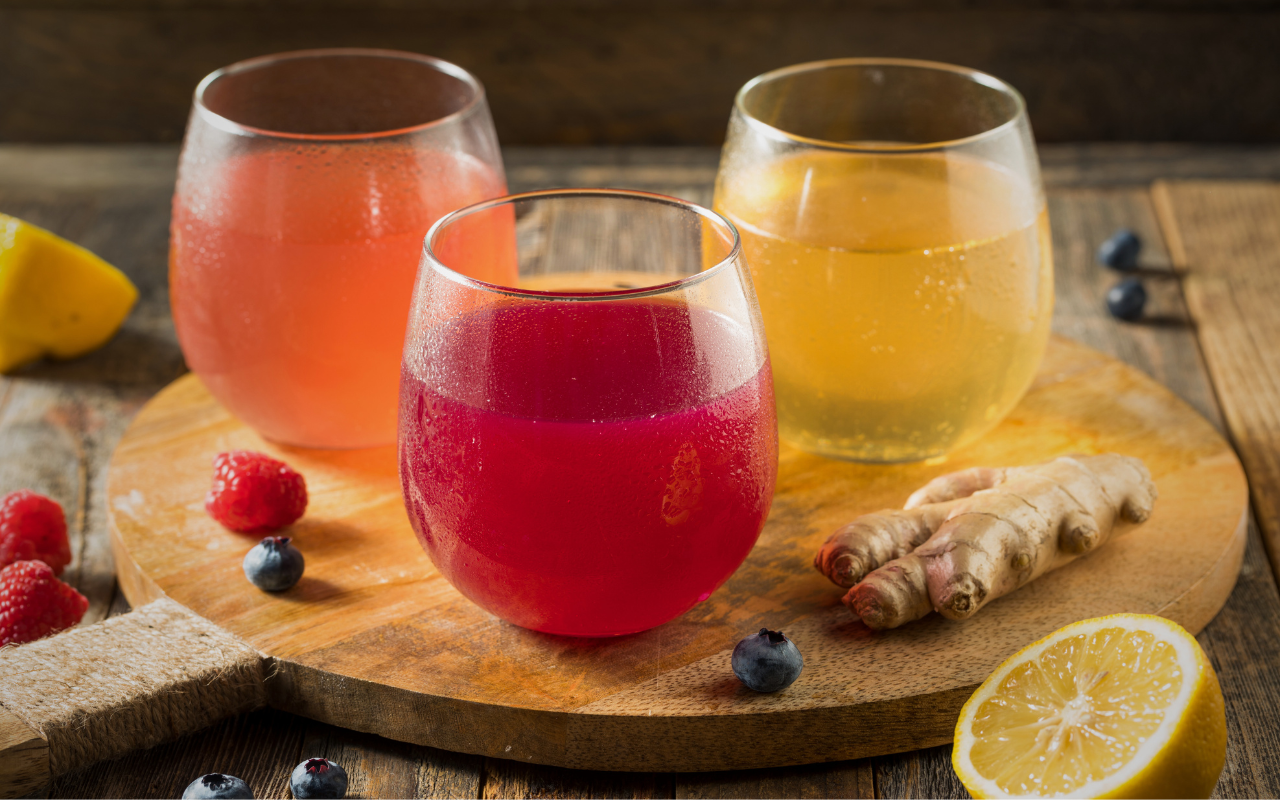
[0,213,138,372]
[952,614,1226,799]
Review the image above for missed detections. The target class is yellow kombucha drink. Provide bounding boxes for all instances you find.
[715,150,1053,461]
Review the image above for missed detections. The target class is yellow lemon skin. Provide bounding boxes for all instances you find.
[0,213,138,372]
[953,614,1227,799]
[1097,654,1224,800]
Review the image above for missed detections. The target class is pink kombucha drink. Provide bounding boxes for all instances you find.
[172,145,507,447]
[398,301,777,636]
[170,49,508,448]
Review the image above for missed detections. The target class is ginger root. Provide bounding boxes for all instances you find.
[814,454,1157,629]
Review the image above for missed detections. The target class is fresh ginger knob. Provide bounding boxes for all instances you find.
[814,454,1158,629]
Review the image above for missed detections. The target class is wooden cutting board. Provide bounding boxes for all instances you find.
[106,335,1248,772]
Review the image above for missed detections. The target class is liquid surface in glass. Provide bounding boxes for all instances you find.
[398,299,777,637]
[171,144,507,448]
[715,150,1053,462]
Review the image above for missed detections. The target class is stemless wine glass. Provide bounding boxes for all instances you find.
[715,59,1054,462]
[171,49,507,448]
[398,190,778,636]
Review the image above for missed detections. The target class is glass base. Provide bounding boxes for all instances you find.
[781,428,958,464]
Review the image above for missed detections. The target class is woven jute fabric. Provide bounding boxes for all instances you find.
[0,597,267,774]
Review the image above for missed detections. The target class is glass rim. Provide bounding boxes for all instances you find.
[422,188,744,302]
[193,47,487,141]
[735,57,1028,154]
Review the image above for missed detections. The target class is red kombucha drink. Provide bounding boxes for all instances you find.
[398,300,777,636]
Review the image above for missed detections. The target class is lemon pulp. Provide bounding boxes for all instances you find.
[953,614,1225,799]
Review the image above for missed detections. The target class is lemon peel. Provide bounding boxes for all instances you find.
[0,213,137,372]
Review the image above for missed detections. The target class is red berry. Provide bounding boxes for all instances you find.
[205,451,307,533]
[0,490,72,575]
[0,560,88,646]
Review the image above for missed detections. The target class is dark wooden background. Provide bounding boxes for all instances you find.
[2,0,1280,146]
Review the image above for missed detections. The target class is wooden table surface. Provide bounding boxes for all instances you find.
[3,143,1280,798]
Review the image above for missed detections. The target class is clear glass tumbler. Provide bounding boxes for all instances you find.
[171,49,507,448]
[398,190,778,636]
[714,58,1054,463]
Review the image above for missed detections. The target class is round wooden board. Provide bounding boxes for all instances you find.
[107,336,1248,773]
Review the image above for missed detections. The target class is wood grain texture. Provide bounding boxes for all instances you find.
[2,4,1280,145]
[104,334,1247,772]
[482,759,672,799]
[1047,188,1221,426]
[1195,516,1280,799]
[675,761,874,799]
[0,706,49,799]
[299,720,484,800]
[1152,181,1280,585]
[1037,145,1280,189]
[872,746,967,800]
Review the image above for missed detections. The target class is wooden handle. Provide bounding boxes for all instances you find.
[0,706,46,798]
[0,598,267,797]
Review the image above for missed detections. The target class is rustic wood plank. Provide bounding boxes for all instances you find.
[872,746,966,800]
[482,758,671,799]
[6,143,1280,200]
[1195,517,1280,798]
[3,5,1280,145]
[417,752,486,799]
[504,144,1280,196]
[1152,181,1280,584]
[0,145,180,191]
[0,378,90,612]
[1046,186,1223,426]
[0,706,49,800]
[675,761,874,799]
[299,720,483,799]
[1038,144,1280,188]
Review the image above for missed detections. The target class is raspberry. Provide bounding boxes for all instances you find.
[0,560,88,646]
[0,489,72,574]
[205,451,307,533]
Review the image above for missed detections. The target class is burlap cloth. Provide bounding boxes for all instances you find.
[0,597,267,774]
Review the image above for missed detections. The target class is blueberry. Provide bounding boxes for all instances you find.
[1097,228,1142,271]
[1106,278,1147,322]
[182,773,253,799]
[243,536,304,591]
[731,628,804,692]
[290,758,348,799]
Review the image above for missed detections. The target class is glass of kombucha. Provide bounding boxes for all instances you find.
[714,59,1053,462]
[171,49,508,448]
[398,190,778,636]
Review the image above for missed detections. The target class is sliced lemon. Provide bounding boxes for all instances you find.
[952,614,1226,799]
[0,213,138,372]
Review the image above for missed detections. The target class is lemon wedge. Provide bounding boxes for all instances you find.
[952,614,1226,799]
[0,213,138,372]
